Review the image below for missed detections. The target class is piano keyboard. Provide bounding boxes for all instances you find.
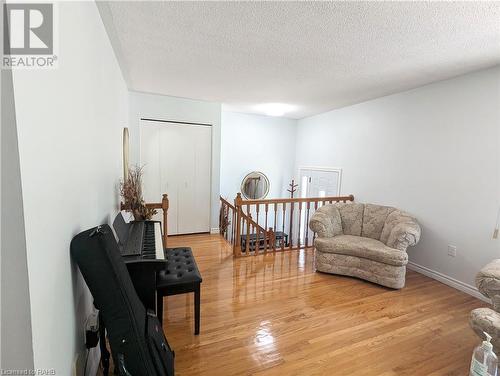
[154,221,165,259]
[116,215,165,260]
[140,222,165,260]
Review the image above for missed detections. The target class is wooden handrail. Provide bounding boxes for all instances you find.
[220,196,236,210]
[238,194,354,205]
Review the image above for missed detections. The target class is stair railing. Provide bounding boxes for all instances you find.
[220,193,354,256]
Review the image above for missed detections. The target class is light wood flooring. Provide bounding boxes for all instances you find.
[160,234,483,376]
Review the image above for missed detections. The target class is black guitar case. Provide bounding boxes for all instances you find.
[70,225,174,376]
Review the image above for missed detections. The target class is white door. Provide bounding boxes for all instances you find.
[298,167,342,244]
[299,168,341,198]
[140,120,211,235]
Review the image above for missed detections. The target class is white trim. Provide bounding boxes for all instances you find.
[210,228,220,234]
[298,166,343,196]
[407,261,490,303]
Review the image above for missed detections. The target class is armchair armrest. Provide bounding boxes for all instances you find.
[476,260,500,310]
[309,205,343,238]
[386,219,421,251]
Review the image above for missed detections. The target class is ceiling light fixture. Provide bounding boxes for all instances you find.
[256,103,295,117]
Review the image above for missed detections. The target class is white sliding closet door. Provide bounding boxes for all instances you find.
[140,120,211,235]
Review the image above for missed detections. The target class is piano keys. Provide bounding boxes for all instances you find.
[114,214,165,259]
[121,221,165,260]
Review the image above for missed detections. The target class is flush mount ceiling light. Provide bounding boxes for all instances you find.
[255,103,296,117]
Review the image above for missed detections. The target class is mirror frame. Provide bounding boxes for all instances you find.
[240,171,270,200]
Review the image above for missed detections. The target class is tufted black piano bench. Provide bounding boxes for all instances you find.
[156,247,202,335]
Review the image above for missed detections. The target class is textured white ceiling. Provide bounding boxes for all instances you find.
[100,1,500,119]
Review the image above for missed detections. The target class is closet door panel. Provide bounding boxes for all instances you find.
[192,126,211,233]
[159,125,182,235]
[140,124,161,203]
[176,125,211,234]
[177,126,196,234]
[140,124,167,229]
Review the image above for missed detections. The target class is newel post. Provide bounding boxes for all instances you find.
[162,194,169,247]
[234,193,243,256]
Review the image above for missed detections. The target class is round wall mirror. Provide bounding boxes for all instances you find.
[241,171,270,200]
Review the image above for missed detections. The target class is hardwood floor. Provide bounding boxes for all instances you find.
[161,234,483,376]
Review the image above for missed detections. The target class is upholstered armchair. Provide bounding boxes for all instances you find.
[470,260,500,354]
[309,203,421,289]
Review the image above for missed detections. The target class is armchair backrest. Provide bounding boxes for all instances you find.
[312,202,420,250]
[333,202,397,240]
[379,209,418,245]
[362,204,396,240]
[335,202,364,236]
[476,259,500,312]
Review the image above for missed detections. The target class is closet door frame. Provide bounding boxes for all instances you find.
[139,118,213,235]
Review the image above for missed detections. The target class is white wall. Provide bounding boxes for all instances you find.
[1,57,34,370]
[129,91,221,231]
[220,111,297,201]
[11,2,129,374]
[295,66,500,289]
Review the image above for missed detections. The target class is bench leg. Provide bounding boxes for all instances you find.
[156,292,164,326]
[194,285,200,335]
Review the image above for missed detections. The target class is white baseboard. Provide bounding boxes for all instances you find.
[210,227,220,234]
[407,261,490,303]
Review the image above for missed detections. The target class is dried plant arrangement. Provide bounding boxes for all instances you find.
[120,165,157,220]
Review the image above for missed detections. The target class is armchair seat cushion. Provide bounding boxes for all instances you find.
[315,235,408,267]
